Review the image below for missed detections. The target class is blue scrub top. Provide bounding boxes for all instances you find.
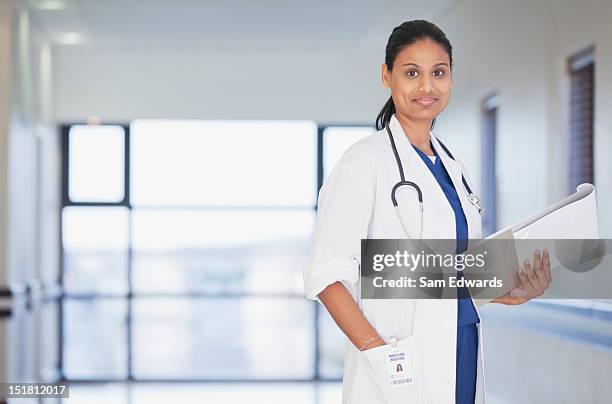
[413,142,479,404]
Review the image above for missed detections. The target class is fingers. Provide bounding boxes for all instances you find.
[521,250,550,298]
[522,257,542,297]
[542,248,552,284]
[517,264,535,297]
[532,250,549,291]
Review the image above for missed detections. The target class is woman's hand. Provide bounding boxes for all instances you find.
[492,249,552,305]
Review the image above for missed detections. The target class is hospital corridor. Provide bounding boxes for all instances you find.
[0,0,611,403]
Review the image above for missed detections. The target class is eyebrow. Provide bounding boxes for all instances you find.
[401,62,449,68]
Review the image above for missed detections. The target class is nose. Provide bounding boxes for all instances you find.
[418,75,433,93]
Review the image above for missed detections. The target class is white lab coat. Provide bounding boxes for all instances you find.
[303,114,486,404]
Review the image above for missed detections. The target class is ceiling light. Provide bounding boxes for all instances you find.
[31,0,69,10]
[86,116,103,125]
[53,32,84,45]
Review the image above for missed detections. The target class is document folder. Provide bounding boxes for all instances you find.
[473,183,599,304]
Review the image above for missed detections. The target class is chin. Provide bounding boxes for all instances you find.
[408,111,440,121]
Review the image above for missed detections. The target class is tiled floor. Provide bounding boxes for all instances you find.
[58,382,343,404]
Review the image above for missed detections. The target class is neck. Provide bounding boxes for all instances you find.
[395,113,434,155]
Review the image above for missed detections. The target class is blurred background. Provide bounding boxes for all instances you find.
[0,0,611,403]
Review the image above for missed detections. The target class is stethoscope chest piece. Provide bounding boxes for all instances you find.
[467,193,483,214]
[385,124,483,240]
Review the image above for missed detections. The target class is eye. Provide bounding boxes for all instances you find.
[406,70,419,78]
[433,69,446,77]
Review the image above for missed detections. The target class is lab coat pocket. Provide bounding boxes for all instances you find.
[361,299,417,339]
[360,335,424,403]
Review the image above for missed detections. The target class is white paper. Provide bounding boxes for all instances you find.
[477,183,600,303]
[486,183,599,240]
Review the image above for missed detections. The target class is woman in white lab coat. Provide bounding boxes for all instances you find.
[303,20,551,404]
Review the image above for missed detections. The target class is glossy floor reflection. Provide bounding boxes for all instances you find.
[59,382,343,404]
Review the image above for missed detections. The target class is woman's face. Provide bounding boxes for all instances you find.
[382,38,452,123]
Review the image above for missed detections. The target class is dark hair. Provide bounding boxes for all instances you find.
[375,20,453,130]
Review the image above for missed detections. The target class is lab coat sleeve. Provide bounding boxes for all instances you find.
[302,153,375,302]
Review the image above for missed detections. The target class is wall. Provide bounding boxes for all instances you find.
[438,0,612,402]
[25,0,612,400]
[1,0,61,389]
[0,0,13,390]
[52,46,386,124]
[49,0,612,236]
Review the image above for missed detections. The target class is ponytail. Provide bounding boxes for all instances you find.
[375,96,395,130]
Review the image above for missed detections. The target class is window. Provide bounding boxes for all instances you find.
[317,125,375,378]
[568,47,595,193]
[322,126,375,180]
[61,120,370,381]
[481,94,499,236]
[129,120,317,207]
[61,124,130,380]
[67,125,126,203]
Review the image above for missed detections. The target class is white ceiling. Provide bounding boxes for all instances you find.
[28,0,460,52]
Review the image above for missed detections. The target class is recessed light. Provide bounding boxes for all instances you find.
[86,116,103,125]
[53,32,84,45]
[31,0,69,11]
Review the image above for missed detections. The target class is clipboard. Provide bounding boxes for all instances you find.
[486,183,598,240]
[472,183,599,304]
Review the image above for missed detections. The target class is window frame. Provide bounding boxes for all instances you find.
[60,121,376,382]
[567,46,595,194]
[481,93,499,237]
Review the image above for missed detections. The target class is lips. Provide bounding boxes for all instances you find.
[413,97,438,106]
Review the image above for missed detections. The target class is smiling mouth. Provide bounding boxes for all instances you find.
[413,98,438,106]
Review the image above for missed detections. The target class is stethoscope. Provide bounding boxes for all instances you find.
[385,125,483,240]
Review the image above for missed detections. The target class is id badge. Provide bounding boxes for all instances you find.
[384,343,415,388]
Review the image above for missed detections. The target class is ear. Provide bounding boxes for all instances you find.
[381,63,390,89]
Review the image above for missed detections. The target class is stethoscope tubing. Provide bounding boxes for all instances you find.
[385,125,482,240]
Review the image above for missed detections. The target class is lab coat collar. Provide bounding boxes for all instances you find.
[387,114,419,177]
[429,133,464,189]
[387,114,464,184]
